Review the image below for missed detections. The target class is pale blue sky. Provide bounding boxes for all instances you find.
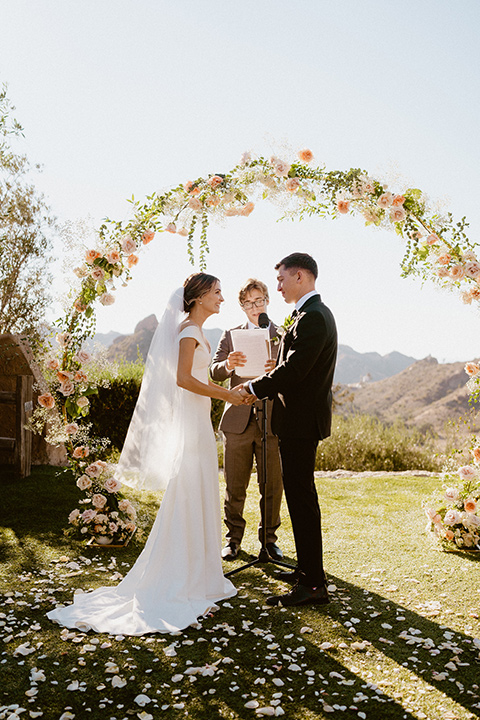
[1,0,479,361]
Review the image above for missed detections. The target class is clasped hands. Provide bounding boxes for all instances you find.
[226,351,273,407]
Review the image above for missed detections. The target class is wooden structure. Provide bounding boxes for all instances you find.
[0,375,33,477]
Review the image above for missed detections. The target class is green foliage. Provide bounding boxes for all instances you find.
[316,413,441,472]
[0,83,55,340]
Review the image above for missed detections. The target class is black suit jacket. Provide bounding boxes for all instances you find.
[250,294,337,440]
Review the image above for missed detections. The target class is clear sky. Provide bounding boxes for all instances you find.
[1,0,479,362]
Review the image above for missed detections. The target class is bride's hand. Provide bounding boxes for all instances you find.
[228,388,248,406]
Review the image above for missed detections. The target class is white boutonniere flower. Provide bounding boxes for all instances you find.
[272,314,295,345]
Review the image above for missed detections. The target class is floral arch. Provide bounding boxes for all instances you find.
[32,148,480,550]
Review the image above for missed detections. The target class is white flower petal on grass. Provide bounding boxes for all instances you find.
[134,695,151,707]
[245,700,260,709]
[172,674,183,682]
[14,642,36,656]
[66,681,79,691]
[111,676,127,688]
[300,626,313,634]
[172,704,185,710]
[256,708,275,716]
[287,664,301,672]
[25,689,38,698]
[275,709,285,717]
[59,713,75,720]
[137,713,153,720]
[30,668,46,683]
[272,678,284,687]
[29,712,43,718]
[319,642,334,650]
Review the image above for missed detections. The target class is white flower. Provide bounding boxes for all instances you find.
[99,292,115,306]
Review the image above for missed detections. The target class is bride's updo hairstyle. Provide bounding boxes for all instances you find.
[183,272,219,312]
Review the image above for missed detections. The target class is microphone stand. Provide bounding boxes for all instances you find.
[225,316,295,578]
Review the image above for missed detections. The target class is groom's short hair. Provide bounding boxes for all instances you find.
[275,252,318,280]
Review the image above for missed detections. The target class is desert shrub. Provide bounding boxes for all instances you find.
[88,360,226,452]
[316,413,441,472]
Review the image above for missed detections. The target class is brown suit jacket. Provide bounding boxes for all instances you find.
[210,322,279,434]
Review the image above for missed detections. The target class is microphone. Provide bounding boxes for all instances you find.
[258,312,270,329]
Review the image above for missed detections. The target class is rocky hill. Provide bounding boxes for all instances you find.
[345,356,477,442]
[100,316,416,382]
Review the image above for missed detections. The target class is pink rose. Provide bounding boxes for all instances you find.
[362,180,375,194]
[142,230,155,245]
[177,227,189,236]
[47,358,60,371]
[425,508,442,523]
[449,264,465,280]
[392,195,405,206]
[104,477,122,493]
[437,267,449,278]
[68,509,80,524]
[206,195,220,207]
[444,529,454,541]
[298,148,314,163]
[81,509,97,522]
[436,253,451,265]
[462,291,473,304]
[74,370,87,383]
[207,175,223,189]
[72,445,89,459]
[38,393,55,409]
[471,447,480,464]
[464,513,480,528]
[240,202,255,217]
[337,199,350,214]
[188,197,203,212]
[57,370,73,383]
[464,498,477,514]
[464,261,480,279]
[426,234,439,245]
[56,332,72,348]
[444,487,459,504]
[225,207,240,216]
[125,522,136,533]
[59,380,75,396]
[363,209,379,223]
[91,267,105,281]
[106,249,121,264]
[76,475,92,491]
[85,463,103,478]
[85,249,101,265]
[166,223,177,233]
[74,298,87,313]
[463,533,475,547]
[465,361,480,377]
[75,350,91,364]
[121,235,136,254]
[65,423,79,436]
[389,207,406,223]
[118,499,130,512]
[377,192,393,208]
[444,509,461,526]
[99,292,115,306]
[272,160,291,177]
[92,494,107,509]
[127,254,139,267]
[285,178,300,193]
[240,151,252,165]
[459,465,477,481]
[77,396,89,408]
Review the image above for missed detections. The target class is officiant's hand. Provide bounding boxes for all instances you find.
[226,351,247,372]
[264,358,275,372]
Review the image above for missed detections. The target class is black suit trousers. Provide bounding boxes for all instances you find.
[278,437,326,588]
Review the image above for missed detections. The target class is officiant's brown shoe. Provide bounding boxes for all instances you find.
[222,542,240,561]
[266,583,330,607]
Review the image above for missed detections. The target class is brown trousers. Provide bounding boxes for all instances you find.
[223,412,283,545]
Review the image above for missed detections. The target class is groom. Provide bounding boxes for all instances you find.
[239,252,337,607]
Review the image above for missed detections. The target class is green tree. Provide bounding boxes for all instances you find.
[0,83,55,340]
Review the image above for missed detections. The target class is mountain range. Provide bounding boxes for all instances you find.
[94,315,417,384]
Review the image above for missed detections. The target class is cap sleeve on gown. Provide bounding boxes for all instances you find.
[178,325,202,343]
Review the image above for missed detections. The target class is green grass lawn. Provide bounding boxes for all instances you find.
[1,466,479,720]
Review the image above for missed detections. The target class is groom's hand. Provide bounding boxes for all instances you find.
[238,384,256,405]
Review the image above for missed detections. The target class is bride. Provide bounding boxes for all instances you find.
[47,273,245,635]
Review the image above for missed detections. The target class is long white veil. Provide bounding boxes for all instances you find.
[115,287,185,491]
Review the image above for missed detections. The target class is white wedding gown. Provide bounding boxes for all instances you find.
[47,325,236,635]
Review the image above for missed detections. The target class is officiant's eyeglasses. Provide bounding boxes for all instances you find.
[242,298,267,310]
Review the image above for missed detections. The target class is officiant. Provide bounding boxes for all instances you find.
[210,278,284,561]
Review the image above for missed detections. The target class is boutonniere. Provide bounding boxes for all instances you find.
[271,314,295,345]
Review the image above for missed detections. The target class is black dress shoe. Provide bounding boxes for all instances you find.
[266,583,330,607]
[266,542,283,560]
[221,542,240,561]
[277,568,301,585]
